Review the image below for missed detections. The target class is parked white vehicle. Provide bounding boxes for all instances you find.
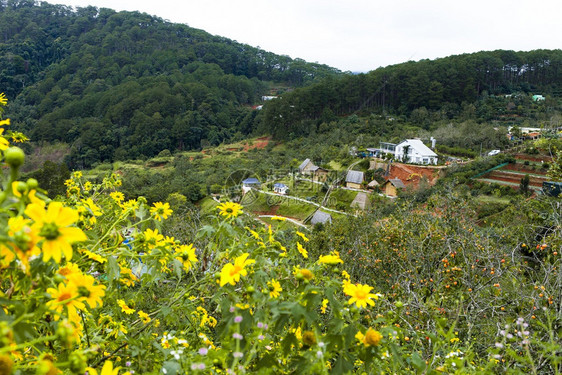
[488,149,501,156]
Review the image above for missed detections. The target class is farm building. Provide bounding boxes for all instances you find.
[273,183,289,195]
[346,170,364,189]
[311,166,330,182]
[367,179,380,190]
[242,178,261,187]
[298,159,316,173]
[310,210,332,225]
[382,178,406,197]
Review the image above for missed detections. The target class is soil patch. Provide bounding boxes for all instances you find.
[502,163,548,175]
[514,154,552,163]
[485,171,545,187]
[385,163,443,189]
[242,137,271,152]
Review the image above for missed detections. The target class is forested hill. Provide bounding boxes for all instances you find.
[262,49,562,139]
[0,0,341,167]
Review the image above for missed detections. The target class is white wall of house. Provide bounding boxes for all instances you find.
[394,140,438,165]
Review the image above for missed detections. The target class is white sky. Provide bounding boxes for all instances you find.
[44,0,562,73]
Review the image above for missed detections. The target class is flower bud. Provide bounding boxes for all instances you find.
[4,147,25,168]
[69,351,87,374]
[302,331,317,347]
[0,322,14,348]
[26,178,38,189]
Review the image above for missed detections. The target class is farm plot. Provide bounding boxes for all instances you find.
[477,159,549,191]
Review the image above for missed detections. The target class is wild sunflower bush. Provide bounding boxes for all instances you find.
[1,94,561,374]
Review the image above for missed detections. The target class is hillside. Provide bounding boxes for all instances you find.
[0,0,341,167]
[262,49,562,139]
[3,87,562,372]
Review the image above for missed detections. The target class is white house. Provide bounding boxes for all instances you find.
[273,183,289,195]
[394,139,438,165]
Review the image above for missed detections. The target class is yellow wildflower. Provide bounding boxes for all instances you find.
[46,282,85,322]
[0,354,14,374]
[57,262,82,278]
[80,198,103,217]
[25,202,87,263]
[342,279,354,295]
[118,265,138,287]
[296,242,308,258]
[246,227,260,239]
[296,231,309,242]
[318,251,343,265]
[143,228,164,250]
[138,310,151,324]
[85,360,120,375]
[110,191,124,203]
[321,299,329,314]
[356,328,382,346]
[219,253,255,286]
[267,279,282,298]
[345,283,380,309]
[174,244,198,271]
[150,202,173,221]
[81,249,107,263]
[67,272,106,308]
[217,202,243,219]
[0,128,9,150]
[117,300,135,315]
[293,267,314,281]
[121,199,138,211]
[0,216,40,270]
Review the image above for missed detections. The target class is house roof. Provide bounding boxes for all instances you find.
[397,139,437,157]
[310,166,328,172]
[274,183,288,188]
[310,210,332,225]
[385,178,406,189]
[346,170,364,184]
[242,178,260,184]
[298,158,313,171]
[367,179,379,187]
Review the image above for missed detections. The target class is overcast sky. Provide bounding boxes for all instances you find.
[45,0,561,73]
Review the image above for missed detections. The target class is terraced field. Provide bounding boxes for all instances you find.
[476,155,551,192]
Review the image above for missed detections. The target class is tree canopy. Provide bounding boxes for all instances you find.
[0,0,342,167]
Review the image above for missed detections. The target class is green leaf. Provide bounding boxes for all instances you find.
[409,352,426,372]
[172,258,183,279]
[333,353,354,375]
[162,361,180,375]
[197,225,216,239]
[107,255,119,287]
[281,332,298,355]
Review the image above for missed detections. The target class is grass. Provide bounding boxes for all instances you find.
[241,192,272,213]
[276,201,317,221]
[240,191,317,221]
[259,217,302,230]
[198,196,220,215]
[328,189,358,207]
[327,160,344,171]
[476,195,512,205]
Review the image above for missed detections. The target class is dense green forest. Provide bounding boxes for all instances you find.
[1,0,561,170]
[0,0,341,166]
[262,50,562,139]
